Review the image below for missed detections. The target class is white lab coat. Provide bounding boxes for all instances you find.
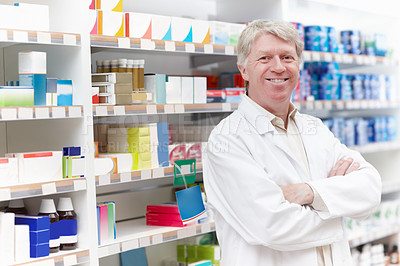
[204,96,381,266]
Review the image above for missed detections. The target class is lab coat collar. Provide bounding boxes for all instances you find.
[238,94,301,135]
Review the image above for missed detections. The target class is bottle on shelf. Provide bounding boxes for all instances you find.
[111,59,119,72]
[57,197,78,250]
[390,245,400,264]
[103,60,111,73]
[138,59,145,91]
[96,60,103,73]
[133,60,140,91]
[5,199,28,215]
[118,58,128,72]
[38,199,60,253]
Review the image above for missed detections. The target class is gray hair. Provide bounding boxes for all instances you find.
[237,19,304,68]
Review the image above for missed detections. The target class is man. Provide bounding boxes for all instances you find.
[203,19,381,266]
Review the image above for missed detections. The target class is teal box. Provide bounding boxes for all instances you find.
[0,86,34,106]
[19,74,47,106]
[57,80,73,106]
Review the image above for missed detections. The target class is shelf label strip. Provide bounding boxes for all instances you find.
[35,107,50,119]
[165,41,176,52]
[42,183,57,195]
[18,107,33,119]
[114,106,126,116]
[139,237,151,247]
[13,31,28,42]
[0,189,11,201]
[0,30,7,41]
[1,108,17,120]
[63,254,78,266]
[74,179,87,191]
[120,172,131,183]
[37,32,51,44]
[52,107,66,118]
[121,239,139,252]
[118,37,131,49]
[68,107,82,118]
[99,174,111,185]
[63,34,77,46]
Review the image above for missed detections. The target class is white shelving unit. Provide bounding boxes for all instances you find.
[0,0,398,265]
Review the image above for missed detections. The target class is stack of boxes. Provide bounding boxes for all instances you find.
[92,72,133,105]
[63,146,85,178]
[178,244,221,266]
[97,201,116,245]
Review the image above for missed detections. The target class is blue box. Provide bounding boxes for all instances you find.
[19,74,47,106]
[57,80,73,106]
[30,243,50,258]
[15,215,50,231]
[46,78,57,93]
[30,229,50,245]
[63,146,81,156]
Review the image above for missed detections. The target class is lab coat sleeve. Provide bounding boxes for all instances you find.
[307,120,381,220]
[204,125,344,252]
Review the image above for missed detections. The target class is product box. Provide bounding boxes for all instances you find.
[144,73,166,104]
[0,86,34,107]
[95,0,123,12]
[146,212,182,221]
[132,92,152,103]
[93,83,132,94]
[29,229,50,245]
[125,12,152,39]
[92,87,100,104]
[146,218,185,227]
[169,144,187,165]
[188,261,212,266]
[225,88,245,103]
[209,21,229,45]
[57,80,73,106]
[46,78,57,106]
[18,51,46,75]
[166,76,182,104]
[192,20,210,44]
[30,242,49,258]
[171,17,193,42]
[89,9,98,35]
[94,157,117,176]
[14,225,30,262]
[15,215,50,232]
[152,14,172,41]
[98,153,134,173]
[0,212,14,264]
[98,10,124,37]
[0,157,18,185]
[206,90,226,103]
[13,3,49,32]
[92,72,132,83]
[7,151,63,183]
[181,76,194,104]
[146,203,180,214]
[186,143,202,163]
[19,75,46,106]
[194,77,207,104]
[63,156,85,178]
[99,93,132,105]
[229,23,246,46]
[89,0,95,9]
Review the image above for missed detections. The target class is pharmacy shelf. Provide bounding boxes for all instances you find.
[0,106,83,121]
[93,103,238,116]
[97,218,215,258]
[348,223,400,248]
[96,163,203,187]
[11,248,89,266]
[302,50,397,66]
[295,100,399,112]
[0,177,87,201]
[90,35,236,56]
[350,141,400,154]
[0,28,80,48]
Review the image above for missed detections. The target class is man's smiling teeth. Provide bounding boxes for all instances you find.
[267,79,288,83]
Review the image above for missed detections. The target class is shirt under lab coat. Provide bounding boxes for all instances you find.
[203,95,381,266]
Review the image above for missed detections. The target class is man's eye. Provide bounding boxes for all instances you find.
[259,56,269,61]
[283,56,294,61]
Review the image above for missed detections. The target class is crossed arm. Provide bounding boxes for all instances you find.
[280,158,360,205]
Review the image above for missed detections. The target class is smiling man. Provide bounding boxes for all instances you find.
[203,19,381,266]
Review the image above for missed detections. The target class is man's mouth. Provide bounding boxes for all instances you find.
[266,78,289,83]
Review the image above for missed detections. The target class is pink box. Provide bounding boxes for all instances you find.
[146,203,180,214]
[146,212,182,221]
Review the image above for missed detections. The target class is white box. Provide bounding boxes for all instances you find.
[64,156,86,178]
[181,76,194,104]
[171,17,193,42]
[14,3,50,32]
[209,21,230,45]
[166,77,182,104]
[94,157,115,176]
[0,212,15,265]
[0,158,18,185]
[194,77,207,104]
[99,153,133,173]
[192,20,210,44]
[152,14,171,41]
[95,0,123,12]
[0,4,19,30]
[98,10,124,37]
[125,12,151,39]
[14,225,30,262]
[7,151,62,183]
[18,51,46,75]
[229,23,246,46]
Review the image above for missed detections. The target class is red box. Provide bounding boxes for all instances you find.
[146,203,180,214]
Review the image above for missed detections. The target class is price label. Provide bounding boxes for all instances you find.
[175,104,185,113]
[63,34,77,46]
[201,223,211,233]
[324,53,333,62]
[120,172,131,183]
[0,189,11,201]
[164,104,175,114]
[324,101,332,110]
[140,39,155,50]
[314,101,323,110]
[96,106,108,116]
[336,101,344,110]
[152,167,165,178]
[73,179,87,191]
[18,108,33,119]
[68,106,82,117]
[186,226,196,237]
[13,31,28,42]
[152,234,163,245]
[117,37,130,48]
[181,164,191,175]
[146,105,157,114]
[185,43,195,53]
[52,107,66,118]
[0,30,7,41]
[177,228,187,239]
[225,46,235,55]
[108,244,120,255]
[113,106,126,116]
[356,56,364,65]
[222,103,232,112]
[306,101,314,110]
[165,41,176,52]
[204,44,213,54]
[37,32,51,44]
[1,108,17,120]
[121,239,139,251]
[335,54,343,63]
[303,52,311,62]
[35,107,50,119]
[139,237,150,247]
[63,255,77,266]
[99,174,111,185]
[42,183,57,195]
[311,52,321,62]
[141,169,151,180]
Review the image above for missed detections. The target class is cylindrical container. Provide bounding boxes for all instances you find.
[6,199,28,215]
[38,199,60,253]
[118,58,128,72]
[304,26,321,51]
[319,26,329,53]
[132,60,140,91]
[103,60,111,73]
[57,197,78,250]
[327,27,338,53]
[111,59,119,72]
[96,60,103,73]
[138,60,145,91]
[127,59,134,92]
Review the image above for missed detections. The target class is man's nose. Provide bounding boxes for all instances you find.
[270,56,285,73]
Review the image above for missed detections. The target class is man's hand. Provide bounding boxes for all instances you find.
[328,158,360,177]
[279,183,314,205]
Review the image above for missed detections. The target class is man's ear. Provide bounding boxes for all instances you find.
[237,64,249,81]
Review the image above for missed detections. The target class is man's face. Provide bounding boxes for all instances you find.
[238,33,300,111]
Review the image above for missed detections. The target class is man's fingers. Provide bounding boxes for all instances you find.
[345,162,360,175]
[328,159,345,177]
[336,158,353,176]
